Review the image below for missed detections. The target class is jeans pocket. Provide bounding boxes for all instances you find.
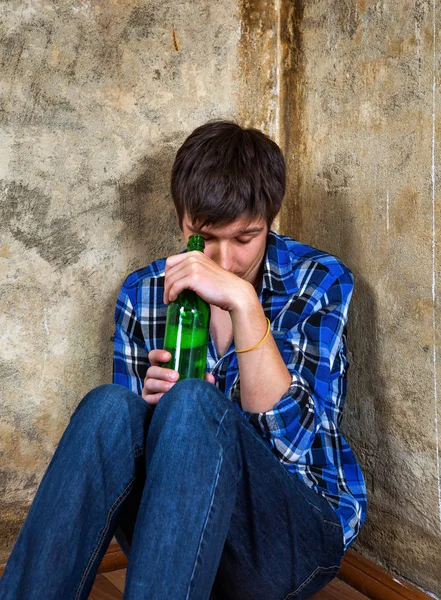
[283,564,340,600]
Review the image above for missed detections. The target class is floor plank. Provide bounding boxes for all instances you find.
[103,569,127,593]
[312,577,369,599]
[88,574,123,600]
[89,570,369,599]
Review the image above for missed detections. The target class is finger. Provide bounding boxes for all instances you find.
[204,373,216,385]
[165,253,189,271]
[144,377,176,395]
[146,365,179,383]
[148,349,172,367]
[167,270,205,304]
[164,262,194,304]
[165,251,204,271]
[144,392,164,405]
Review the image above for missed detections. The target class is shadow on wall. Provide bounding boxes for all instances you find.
[337,203,399,558]
[97,142,182,386]
[112,143,181,269]
[346,271,407,559]
[292,182,398,557]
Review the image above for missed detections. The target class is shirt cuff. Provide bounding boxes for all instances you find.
[231,373,311,439]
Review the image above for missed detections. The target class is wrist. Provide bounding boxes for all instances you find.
[229,281,260,318]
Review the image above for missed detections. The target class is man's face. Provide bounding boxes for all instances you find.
[181,213,269,287]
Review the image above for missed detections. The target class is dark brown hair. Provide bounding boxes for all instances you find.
[171,120,286,230]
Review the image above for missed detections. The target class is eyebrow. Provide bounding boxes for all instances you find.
[187,224,265,235]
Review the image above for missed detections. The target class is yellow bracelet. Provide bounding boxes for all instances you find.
[235,318,271,354]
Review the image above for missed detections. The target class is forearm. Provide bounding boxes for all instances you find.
[230,287,292,413]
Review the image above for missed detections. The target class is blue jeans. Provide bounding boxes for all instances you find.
[0,380,344,600]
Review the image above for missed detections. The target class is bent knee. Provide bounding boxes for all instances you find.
[71,384,139,421]
[155,378,231,424]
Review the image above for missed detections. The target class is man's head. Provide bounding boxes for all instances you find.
[171,120,286,232]
[170,120,285,287]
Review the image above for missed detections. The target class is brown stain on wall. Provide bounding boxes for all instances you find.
[356,0,367,14]
[172,27,179,51]
[237,0,278,128]
[391,186,421,235]
[278,0,305,237]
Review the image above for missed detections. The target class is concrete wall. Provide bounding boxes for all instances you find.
[2,0,441,597]
[0,0,247,562]
[278,0,441,596]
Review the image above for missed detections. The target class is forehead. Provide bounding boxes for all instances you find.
[184,214,267,237]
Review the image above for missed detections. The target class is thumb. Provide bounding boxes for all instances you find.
[204,373,216,385]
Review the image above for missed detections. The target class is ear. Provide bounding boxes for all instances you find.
[174,208,183,231]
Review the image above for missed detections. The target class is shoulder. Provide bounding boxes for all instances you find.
[268,231,354,289]
[117,258,167,309]
[120,258,166,290]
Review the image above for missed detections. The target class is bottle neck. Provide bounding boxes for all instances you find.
[187,234,205,253]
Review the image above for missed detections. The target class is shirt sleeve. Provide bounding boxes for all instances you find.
[233,269,354,464]
[112,281,150,395]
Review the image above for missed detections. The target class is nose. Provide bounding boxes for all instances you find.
[215,241,233,271]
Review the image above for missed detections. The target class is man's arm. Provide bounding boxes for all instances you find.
[230,290,292,412]
[113,282,150,395]
[232,270,354,462]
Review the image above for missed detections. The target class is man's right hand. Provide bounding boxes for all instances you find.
[142,350,180,405]
[142,350,215,404]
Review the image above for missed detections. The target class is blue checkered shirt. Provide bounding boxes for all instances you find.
[113,231,367,551]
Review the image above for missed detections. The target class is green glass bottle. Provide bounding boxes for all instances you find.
[163,234,210,380]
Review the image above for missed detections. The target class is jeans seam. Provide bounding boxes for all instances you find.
[323,519,341,527]
[185,451,224,600]
[215,408,231,438]
[74,476,136,600]
[283,564,340,599]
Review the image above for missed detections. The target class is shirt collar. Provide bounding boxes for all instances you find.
[260,230,298,296]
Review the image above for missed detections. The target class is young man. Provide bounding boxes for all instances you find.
[0,121,366,600]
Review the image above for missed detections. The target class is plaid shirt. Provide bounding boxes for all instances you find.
[113,231,367,551]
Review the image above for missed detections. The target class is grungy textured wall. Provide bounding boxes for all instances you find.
[278,0,441,596]
[0,0,249,562]
[2,0,441,597]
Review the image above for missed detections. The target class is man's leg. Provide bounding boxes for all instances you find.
[122,378,240,600]
[122,379,344,600]
[210,410,345,600]
[0,384,152,600]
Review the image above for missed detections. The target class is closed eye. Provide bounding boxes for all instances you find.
[200,235,252,244]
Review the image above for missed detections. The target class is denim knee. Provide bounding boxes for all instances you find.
[62,384,151,471]
[70,384,139,423]
[152,378,232,433]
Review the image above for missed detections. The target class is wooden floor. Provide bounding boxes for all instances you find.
[89,569,369,599]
